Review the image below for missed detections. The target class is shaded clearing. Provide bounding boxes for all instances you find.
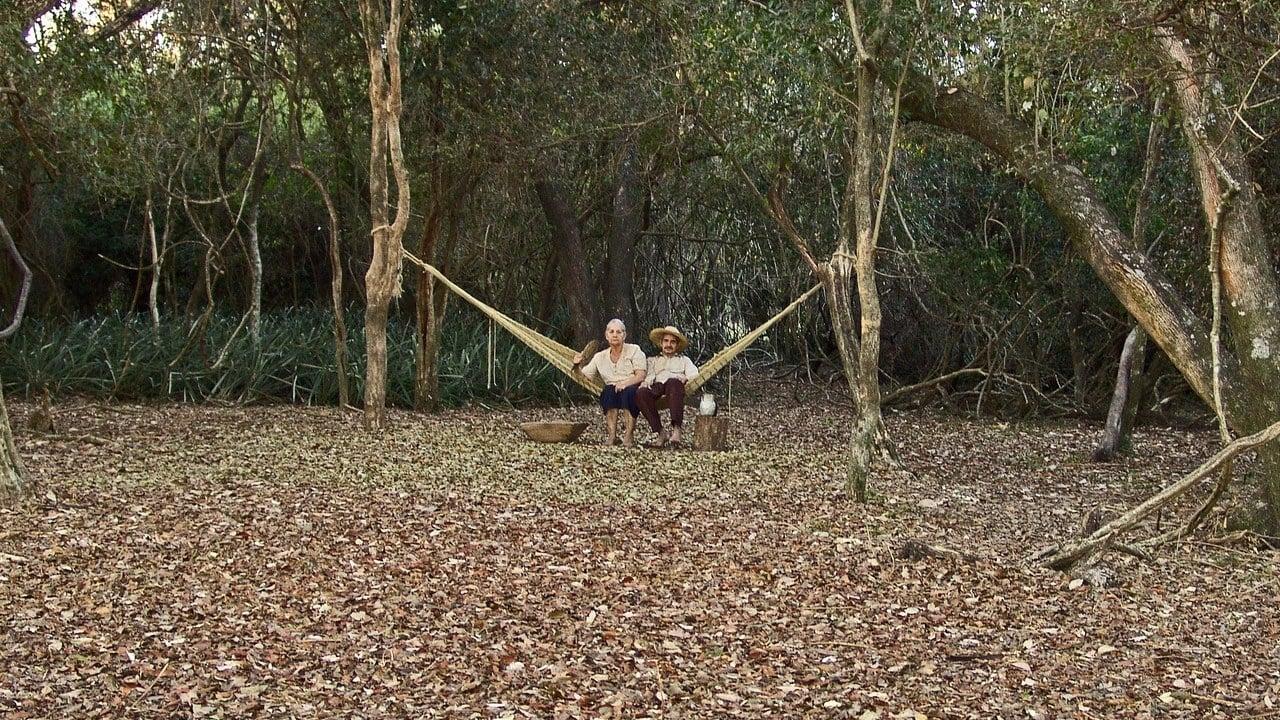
[2,385,1278,718]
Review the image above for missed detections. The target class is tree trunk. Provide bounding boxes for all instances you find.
[0,217,32,501]
[145,192,171,332]
[1093,98,1164,461]
[605,143,645,325]
[1158,29,1280,532]
[537,245,559,325]
[414,193,446,412]
[1093,326,1147,461]
[844,56,892,503]
[885,61,1224,407]
[245,191,263,350]
[879,50,1280,531]
[0,383,26,500]
[359,0,411,429]
[534,172,597,347]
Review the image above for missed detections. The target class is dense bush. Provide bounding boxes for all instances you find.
[0,306,589,408]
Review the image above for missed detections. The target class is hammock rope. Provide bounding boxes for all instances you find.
[403,249,820,397]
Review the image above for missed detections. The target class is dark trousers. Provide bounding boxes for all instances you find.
[636,379,686,432]
[599,385,639,416]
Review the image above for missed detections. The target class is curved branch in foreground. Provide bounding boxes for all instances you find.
[1039,418,1280,571]
[0,219,33,340]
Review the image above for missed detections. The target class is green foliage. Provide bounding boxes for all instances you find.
[0,307,586,408]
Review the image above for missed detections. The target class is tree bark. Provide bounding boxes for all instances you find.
[414,189,446,412]
[359,0,411,429]
[837,57,881,501]
[1157,29,1280,531]
[1093,326,1148,461]
[534,172,597,347]
[879,49,1280,531]
[0,218,32,500]
[0,384,26,500]
[245,188,264,350]
[605,143,645,325]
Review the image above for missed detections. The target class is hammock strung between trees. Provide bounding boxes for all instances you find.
[402,250,821,397]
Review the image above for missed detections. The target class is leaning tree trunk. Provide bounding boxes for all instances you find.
[1093,326,1148,461]
[878,46,1280,531]
[534,172,597,347]
[1093,98,1163,462]
[359,0,411,429]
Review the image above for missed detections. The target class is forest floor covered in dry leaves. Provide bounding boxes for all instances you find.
[2,381,1279,719]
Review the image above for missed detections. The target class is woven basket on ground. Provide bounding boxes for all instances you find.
[520,421,589,443]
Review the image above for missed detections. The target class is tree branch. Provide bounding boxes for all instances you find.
[0,219,33,341]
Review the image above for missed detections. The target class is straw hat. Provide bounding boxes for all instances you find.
[649,325,689,352]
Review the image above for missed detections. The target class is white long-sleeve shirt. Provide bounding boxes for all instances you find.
[643,355,699,387]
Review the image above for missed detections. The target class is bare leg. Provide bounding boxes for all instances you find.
[605,409,618,446]
[622,413,635,447]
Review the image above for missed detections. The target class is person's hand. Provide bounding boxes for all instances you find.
[612,382,628,392]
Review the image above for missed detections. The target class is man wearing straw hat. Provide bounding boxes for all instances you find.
[636,326,700,448]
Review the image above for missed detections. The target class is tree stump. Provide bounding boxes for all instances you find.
[693,415,728,451]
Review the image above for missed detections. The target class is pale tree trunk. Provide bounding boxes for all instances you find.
[293,163,351,408]
[841,55,887,501]
[245,191,263,349]
[1093,98,1164,461]
[1158,29,1280,532]
[838,1,901,501]
[0,384,26,500]
[682,3,901,499]
[144,190,173,332]
[0,218,32,501]
[1094,326,1148,461]
[359,0,411,429]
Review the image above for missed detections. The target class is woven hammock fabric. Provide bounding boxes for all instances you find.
[403,249,819,397]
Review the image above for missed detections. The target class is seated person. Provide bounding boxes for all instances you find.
[573,318,646,447]
[636,325,700,447]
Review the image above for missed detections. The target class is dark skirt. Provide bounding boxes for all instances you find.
[598,385,639,416]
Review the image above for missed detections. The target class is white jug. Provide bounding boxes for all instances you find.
[698,393,717,416]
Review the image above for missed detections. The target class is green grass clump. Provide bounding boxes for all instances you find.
[0,306,585,408]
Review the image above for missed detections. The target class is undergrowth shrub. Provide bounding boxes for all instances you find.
[0,306,586,408]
